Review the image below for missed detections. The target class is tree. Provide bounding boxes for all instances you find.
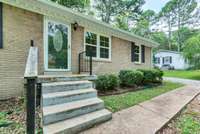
[94,0,145,23]
[172,27,197,51]
[151,32,168,50]
[51,0,90,12]
[159,1,176,50]
[115,14,129,31]
[159,0,197,51]
[172,0,197,52]
[132,10,156,38]
[183,34,200,69]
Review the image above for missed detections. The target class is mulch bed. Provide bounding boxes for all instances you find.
[158,94,200,134]
[0,97,42,134]
[98,83,162,96]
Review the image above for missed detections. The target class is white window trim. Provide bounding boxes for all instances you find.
[133,44,141,64]
[43,17,72,72]
[84,30,112,61]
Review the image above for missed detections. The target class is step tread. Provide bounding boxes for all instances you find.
[43,88,96,98]
[42,80,92,87]
[43,109,112,134]
[38,74,96,78]
[43,98,103,116]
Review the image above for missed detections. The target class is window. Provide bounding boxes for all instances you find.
[100,36,109,58]
[85,31,111,60]
[163,56,172,64]
[155,57,160,64]
[85,32,97,57]
[131,43,141,63]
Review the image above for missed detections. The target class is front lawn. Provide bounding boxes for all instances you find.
[159,94,200,134]
[101,81,184,112]
[164,70,200,80]
[0,98,42,134]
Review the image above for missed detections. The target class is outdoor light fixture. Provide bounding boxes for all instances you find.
[73,21,78,31]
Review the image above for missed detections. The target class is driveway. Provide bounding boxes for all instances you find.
[164,77,200,86]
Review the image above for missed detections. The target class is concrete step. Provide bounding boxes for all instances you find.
[42,81,93,94]
[42,88,97,106]
[43,109,112,134]
[38,75,97,83]
[43,98,104,125]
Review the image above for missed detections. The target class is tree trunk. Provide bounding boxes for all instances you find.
[177,2,181,52]
[167,17,172,50]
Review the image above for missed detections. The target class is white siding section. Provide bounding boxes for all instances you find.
[155,51,188,70]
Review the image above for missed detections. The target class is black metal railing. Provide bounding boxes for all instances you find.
[24,40,38,134]
[79,51,93,75]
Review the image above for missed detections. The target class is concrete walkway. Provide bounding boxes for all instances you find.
[82,80,200,134]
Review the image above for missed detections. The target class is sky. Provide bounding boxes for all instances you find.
[92,0,200,13]
[143,0,200,13]
[142,0,170,13]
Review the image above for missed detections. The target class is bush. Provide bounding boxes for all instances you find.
[95,74,119,91]
[137,69,163,84]
[119,70,144,87]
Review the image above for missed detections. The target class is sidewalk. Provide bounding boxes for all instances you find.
[82,84,200,134]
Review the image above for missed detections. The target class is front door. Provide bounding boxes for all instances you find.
[44,19,71,71]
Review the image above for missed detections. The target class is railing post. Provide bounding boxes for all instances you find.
[26,78,36,134]
[90,56,92,75]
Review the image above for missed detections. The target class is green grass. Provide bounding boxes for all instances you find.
[0,112,12,127]
[178,115,200,134]
[164,70,200,80]
[101,81,184,112]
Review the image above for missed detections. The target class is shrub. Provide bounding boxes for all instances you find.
[119,70,144,87]
[137,69,163,84]
[95,74,119,91]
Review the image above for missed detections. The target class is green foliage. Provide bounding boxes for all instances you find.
[183,34,200,69]
[178,115,200,134]
[151,32,169,50]
[132,19,151,38]
[115,15,129,31]
[51,0,90,12]
[0,112,12,127]
[132,10,156,38]
[95,0,145,23]
[101,81,183,112]
[119,70,143,87]
[164,70,200,80]
[158,0,198,51]
[137,69,163,84]
[95,74,119,91]
[172,27,198,51]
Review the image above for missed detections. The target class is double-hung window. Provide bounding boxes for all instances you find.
[134,45,140,62]
[100,36,110,59]
[85,32,97,57]
[131,43,145,64]
[85,31,111,60]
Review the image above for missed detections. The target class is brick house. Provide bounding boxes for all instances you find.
[0,0,160,133]
[0,0,158,100]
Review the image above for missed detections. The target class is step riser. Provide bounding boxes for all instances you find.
[42,83,93,94]
[42,92,97,106]
[47,113,112,134]
[43,103,104,125]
